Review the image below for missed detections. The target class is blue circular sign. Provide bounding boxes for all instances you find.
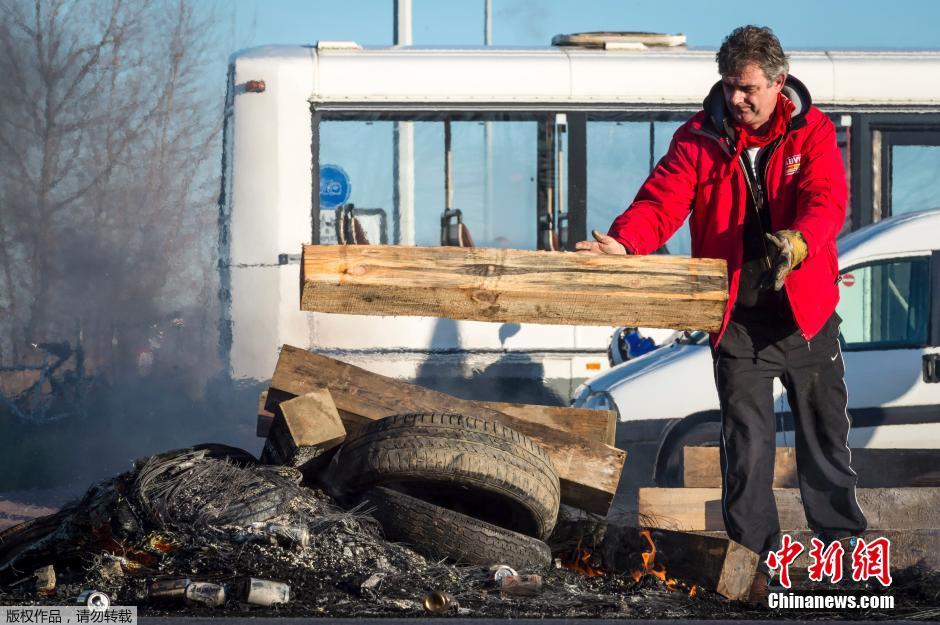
[319,164,351,209]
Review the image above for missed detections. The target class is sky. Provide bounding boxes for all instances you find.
[227,0,940,52]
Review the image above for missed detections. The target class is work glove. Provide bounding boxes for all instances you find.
[763,230,808,291]
[575,230,630,255]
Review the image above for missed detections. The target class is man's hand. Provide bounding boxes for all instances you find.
[763,230,808,291]
[575,230,629,255]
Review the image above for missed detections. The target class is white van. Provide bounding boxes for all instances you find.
[572,209,940,484]
[220,36,940,402]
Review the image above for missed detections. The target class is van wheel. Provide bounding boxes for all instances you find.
[654,421,720,487]
[363,486,552,570]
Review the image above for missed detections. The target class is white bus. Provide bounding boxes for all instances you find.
[219,35,940,403]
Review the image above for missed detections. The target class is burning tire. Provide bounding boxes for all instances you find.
[327,412,560,540]
[363,486,552,570]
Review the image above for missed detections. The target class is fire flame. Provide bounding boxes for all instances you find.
[561,546,606,577]
[630,529,693,595]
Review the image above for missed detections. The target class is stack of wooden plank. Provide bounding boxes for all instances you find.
[265,244,729,513]
[638,446,940,575]
[254,349,769,600]
[256,345,627,515]
[253,244,743,592]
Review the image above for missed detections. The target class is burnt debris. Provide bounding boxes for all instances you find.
[0,443,934,619]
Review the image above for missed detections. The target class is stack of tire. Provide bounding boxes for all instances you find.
[326,412,560,571]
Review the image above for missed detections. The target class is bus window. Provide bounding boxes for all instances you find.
[319,120,394,243]
[318,114,537,249]
[586,118,690,255]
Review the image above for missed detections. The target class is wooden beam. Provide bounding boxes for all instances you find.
[301,245,728,332]
[551,518,757,601]
[261,395,614,446]
[260,389,347,478]
[268,345,626,515]
[610,527,757,602]
[483,402,616,446]
[257,390,275,438]
[684,446,940,488]
[639,487,940,532]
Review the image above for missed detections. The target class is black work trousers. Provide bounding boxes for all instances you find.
[711,309,868,567]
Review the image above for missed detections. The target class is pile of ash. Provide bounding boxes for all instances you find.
[0,444,935,619]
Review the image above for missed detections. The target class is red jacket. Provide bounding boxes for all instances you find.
[608,77,847,344]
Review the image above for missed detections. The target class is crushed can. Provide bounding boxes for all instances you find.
[488,564,517,584]
[240,578,290,606]
[147,577,191,602]
[499,574,543,597]
[185,582,226,608]
[422,590,458,614]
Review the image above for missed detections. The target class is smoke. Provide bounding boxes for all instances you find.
[0,0,259,502]
[496,0,553,43]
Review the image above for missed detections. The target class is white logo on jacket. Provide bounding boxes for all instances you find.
[785,154,802,176]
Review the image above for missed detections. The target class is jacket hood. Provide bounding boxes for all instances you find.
[703,74,813,137]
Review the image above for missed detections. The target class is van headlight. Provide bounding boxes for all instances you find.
[580,390,620,418]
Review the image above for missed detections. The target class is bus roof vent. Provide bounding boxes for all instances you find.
[315,41,363,51]
[551,31,686,51]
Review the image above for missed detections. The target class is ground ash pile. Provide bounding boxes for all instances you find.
[1,445,937,620]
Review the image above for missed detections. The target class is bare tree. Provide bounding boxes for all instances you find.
[0,0,222,384]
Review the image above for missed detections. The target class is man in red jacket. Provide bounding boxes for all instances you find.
[577,26,867,600]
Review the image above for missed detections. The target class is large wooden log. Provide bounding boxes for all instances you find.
[684,446,940,488]
[550,517,757,601]
[268,345,626,514]
[605,526,757,602]
[639,487,940,532]
[300,245,728,331]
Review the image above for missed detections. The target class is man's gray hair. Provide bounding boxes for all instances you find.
[716,25,789,83]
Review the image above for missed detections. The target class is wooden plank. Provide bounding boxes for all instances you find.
[301,245,728,332]
[257,390,275,438]
[639,487,940,532]
[260,389,347,478]
[268,345,626,515]
[684,446,940,488]
[550,517,757,601]
[602,525,757,601]
[262,395,615,446]
[484,402,616,446]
